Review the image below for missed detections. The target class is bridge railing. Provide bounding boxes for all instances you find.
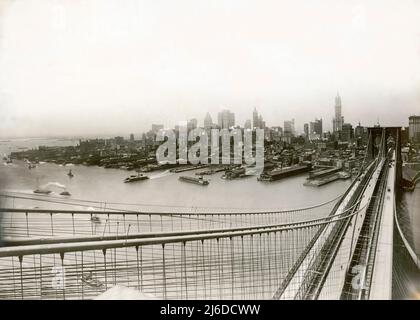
[0,195,340,239]
[0,207,357,300]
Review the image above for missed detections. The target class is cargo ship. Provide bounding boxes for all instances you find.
[179,175,209,185]
[258,163,311,182]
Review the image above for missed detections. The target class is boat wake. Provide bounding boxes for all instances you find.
[149,170,174,180]
[42,182,67,189]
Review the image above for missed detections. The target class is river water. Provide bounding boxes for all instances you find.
[0,138,351,212]
[1,138,418,299]
[0,138,353,300]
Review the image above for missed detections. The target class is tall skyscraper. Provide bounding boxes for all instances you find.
[304,123,309,141]
[204,113,213,129]
[217,109,235,129]
[409,115,420,142]
[284,120,295,138]
[244,119,252,129]
[253,107,259,129]
[309,118,322,140]
[252,107,265,129]
[333,93,344,133]
[341,123,354,142]
[258,115,266,129]
[354,122,368,145]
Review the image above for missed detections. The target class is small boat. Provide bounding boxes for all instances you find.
[67,169,74,178]
[33,189,52,194]
[179,175,209,186]
[28,163,36,169]
[6,159,12,164]
[91,215,101,223]
[124,172,149,183]
[60,190,71,196]
[80,272,104,288]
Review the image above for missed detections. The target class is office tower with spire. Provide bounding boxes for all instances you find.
[252,107,265,129]
[332,92,344,133]
[204,112,213,129]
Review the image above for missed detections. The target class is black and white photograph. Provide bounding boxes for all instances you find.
[0,0,420,305]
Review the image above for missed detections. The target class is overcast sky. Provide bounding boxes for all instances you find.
[0,0,419,138]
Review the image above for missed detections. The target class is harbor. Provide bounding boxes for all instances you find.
[0,137,363,211]
[0,147,352,212]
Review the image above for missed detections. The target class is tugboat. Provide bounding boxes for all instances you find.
[179,175,209,186]
[33,188,52,194]
[124,172,149,183]
[60,190,71,196]
[67,169,74,178]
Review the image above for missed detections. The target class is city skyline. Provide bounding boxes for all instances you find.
[0,100,415,140]
[1,0,420,138]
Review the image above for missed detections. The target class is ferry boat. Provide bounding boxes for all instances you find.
[124,172,149,183]
[179,175,209,186]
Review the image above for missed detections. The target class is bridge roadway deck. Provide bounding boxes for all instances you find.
[317,159,386,299]
[276,159,383,299]
[369,152,395,299]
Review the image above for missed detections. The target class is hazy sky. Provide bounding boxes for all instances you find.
[0,0,420,138]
